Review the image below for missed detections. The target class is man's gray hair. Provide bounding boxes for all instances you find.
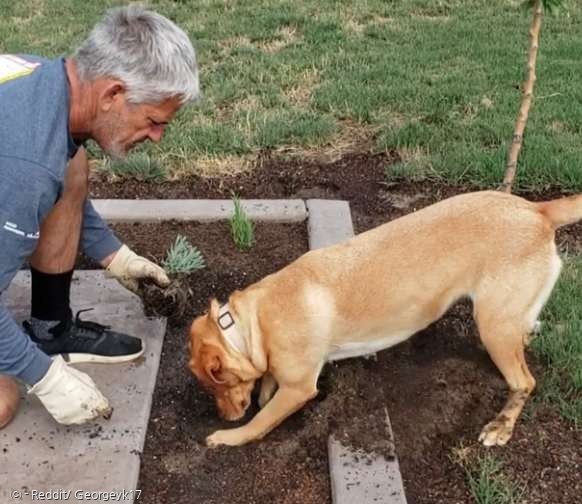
[75,4,199,104]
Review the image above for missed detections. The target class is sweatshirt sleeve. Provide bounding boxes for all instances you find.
[0,158,54,384]
[81,199,122,263]
[0,303,52,385]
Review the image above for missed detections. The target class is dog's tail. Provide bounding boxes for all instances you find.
[536,194,582,228]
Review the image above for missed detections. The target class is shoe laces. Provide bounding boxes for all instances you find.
[73,308,111,334]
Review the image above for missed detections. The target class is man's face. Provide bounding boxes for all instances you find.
[93,91,182,159]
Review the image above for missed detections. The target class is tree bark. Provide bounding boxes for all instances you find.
[500,0,543,193]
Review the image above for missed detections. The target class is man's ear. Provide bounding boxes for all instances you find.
[99,81,126,112]
[204,351,226,385]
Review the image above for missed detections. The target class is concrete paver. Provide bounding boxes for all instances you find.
[328,409,407,504]
[93,199,307,223]
[0,272,166,504]
[306,199,355,249]
[304,203,408,503]
[329,436,407,504]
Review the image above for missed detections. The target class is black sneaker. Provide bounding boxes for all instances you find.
[23,309,144,364]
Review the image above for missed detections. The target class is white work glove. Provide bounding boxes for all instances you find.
[28,356,111,425]
[106,244,170,293]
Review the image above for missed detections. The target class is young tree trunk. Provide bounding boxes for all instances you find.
[501,0,543,193]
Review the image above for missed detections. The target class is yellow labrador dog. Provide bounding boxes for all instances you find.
[190,190,581,447]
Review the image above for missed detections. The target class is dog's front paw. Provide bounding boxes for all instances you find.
[478,419,514,447]
[206,428,245,448]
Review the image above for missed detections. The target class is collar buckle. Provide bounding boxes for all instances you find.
[218,310,235,330]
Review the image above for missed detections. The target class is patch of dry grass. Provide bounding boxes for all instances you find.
[283,68,320,106]
[170,153,257,179]
[275,120,378,163]
[257,26,299,53]
[343,13,395,34]
[218,36,252,52]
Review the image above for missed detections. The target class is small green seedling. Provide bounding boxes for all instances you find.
[451,447,524,504]
[162,235,206,275]
[464,454,524,504]
[230,196,255,250]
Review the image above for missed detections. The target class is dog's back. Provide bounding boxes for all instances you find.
[254,191,580,360]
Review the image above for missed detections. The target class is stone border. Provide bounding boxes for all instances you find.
[302,200,407,504]
[305,200,355,250]
[329,409,407,504]
[97,198,407,503]
[93,199,306,223]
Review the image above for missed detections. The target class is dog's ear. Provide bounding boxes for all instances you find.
[204,350,226,385]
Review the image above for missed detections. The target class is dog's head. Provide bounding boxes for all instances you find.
[189,299,259,421]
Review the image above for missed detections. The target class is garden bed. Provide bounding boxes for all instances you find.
[88,152,582,503]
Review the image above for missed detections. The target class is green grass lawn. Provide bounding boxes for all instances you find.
[1,0,581,188]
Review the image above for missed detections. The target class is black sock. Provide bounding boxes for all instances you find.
[30,267,73,321]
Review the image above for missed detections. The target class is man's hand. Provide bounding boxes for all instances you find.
[105,245,170,293]
[28,356,112,425]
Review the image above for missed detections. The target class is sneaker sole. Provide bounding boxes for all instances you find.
[60,346,145,365]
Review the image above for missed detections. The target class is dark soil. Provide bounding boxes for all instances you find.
[89,152,582,504]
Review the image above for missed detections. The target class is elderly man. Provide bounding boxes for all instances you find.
[0,6,199,428]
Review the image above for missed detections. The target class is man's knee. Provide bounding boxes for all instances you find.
[0,376,20,429]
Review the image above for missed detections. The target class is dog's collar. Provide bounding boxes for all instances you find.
[217,304,248,357]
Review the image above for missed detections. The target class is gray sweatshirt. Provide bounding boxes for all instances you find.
[0,55,122,384]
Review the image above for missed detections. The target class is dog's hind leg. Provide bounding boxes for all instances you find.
[475,318,535,447]
[474,250,562,446]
